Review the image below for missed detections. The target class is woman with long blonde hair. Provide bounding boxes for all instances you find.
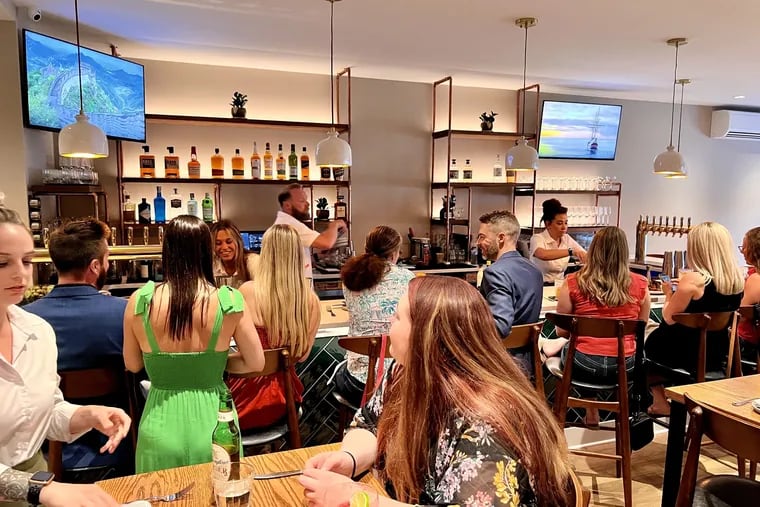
[227,224,320,430]
[301,276,571,506]
[646,221,743,415]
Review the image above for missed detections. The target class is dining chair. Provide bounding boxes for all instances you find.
[569,467,591,507]
[501,322,544,398]
[546,313,647,507]
[675,394,760,507]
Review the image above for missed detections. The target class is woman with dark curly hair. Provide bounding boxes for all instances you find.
[738,226,760,366]
[530,198,587,283]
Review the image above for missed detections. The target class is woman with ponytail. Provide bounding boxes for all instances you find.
[333,226,414,407]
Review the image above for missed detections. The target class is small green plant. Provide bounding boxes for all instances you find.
[479,110,498,123]
[230,91,248,108]
[315,197,329,210]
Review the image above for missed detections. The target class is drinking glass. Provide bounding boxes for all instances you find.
[322,482,380,507]
[554,276,566,298]
[213,463,254,507]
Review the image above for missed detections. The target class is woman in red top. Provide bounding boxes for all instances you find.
[738,227,760,367]
[227,224,320,430]
[553,227,650,373]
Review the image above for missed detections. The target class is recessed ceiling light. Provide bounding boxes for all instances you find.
[734,95,746,99]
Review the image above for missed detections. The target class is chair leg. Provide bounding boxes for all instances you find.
[751,460,758,480]
[738,456,747,478]
[615,416,622,479]
[619,412,633,507]
[337,404,348,437]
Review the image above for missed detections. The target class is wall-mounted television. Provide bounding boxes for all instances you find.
[21,29,146,143]
[538,100,622,160]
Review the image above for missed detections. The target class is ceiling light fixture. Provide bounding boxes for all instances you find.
[58,0,108,159]
[315,0,352,169]
[653,38,687,177]
[666,78,690,179]
[506,17,539,173]
[734,95,746,100]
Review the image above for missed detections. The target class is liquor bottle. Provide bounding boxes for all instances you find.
[164,146,180,179]
[211,148,225,179]
[334,191,347,220]
[506,163,517,184]
[449,158,459,181]
[300,146,310,180]
[231,148,244,179]
[187,192,199,219]
[188,146,201,179]
[139,260,151,281]
[288,144,298,180]
[263,142,273,180]
[320,163,331,181]
[463,159,473,180]
[211,390,241,481]
[140,146,156,178]
[492,154,503,182]
[202,192,214,223]
[138,198,151,224]
[154,186,166,224]
[250,142,261,180]
[276,144,286,180]
[123,194,136,224]
[168,188,183,221]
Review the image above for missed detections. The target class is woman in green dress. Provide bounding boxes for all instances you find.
[123,215,264,473]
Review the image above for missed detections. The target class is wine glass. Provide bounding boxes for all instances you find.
[322,482,380,507]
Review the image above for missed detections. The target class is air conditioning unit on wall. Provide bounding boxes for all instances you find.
[710,110,760,140]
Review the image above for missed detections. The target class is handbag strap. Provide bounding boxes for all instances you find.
[360,334,388,407]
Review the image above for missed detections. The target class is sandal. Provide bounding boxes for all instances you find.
[647,404,671,418]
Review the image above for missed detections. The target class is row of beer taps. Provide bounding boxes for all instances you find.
[636,215,692,237]
[111,226,164,246]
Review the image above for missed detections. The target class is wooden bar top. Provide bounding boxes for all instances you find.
[665,374,760,429]
[97,444,386,506]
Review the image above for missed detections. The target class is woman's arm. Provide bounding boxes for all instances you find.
[639,287,652,321]
[0,467,118,506]
[122,294,144,373]
[554,282,573,338]
[299,293,321,362]
[533,247,571,261]
[226,306,265,373]
[741,273,760,306]
[662,272,703,324]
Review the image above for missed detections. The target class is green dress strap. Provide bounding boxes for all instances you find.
[134,281,160,353]
[207,286,245,352]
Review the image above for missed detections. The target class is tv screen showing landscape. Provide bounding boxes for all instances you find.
[538,100,622,160]
[22,29,145,142]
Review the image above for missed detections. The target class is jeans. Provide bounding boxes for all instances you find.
[561,343,635,384]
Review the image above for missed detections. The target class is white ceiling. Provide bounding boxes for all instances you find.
[12,0,760,107]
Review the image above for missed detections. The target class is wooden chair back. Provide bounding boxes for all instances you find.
[227,348,301,448]
[48,365,134,480]
[676,394,760,507]
[671,311,739,381]
[569,468,591,507]
[736,305,760,373]
[501,322,544,397]
[337,335,389,402]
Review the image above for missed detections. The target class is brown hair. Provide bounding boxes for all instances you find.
[48,218,110,276]
[209,219,251,283]
[376,276,571,505]
[744,227,760,271]
[277,183,302,207]
[0,207,27,229]
[341,226,401,292]
[575,227,636,307]
[478,209,520,240]
[541,198,567,224]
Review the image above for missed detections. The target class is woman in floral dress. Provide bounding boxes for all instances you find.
[301,276,571,506]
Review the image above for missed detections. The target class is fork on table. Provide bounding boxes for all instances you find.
[131,481,195,503]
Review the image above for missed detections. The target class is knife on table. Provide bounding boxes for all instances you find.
[253,469,303,480]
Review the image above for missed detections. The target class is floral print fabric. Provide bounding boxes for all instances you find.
[343,264,414,383]
[351,363,537,506]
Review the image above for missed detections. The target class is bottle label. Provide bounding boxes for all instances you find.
[332,168,345,181]
[165,159,179,169]
[187,203,198,216]
[320,167,331,180]
[140,158,156,169]
[449,169,459,180]
[212,169,224,177]
[212,444,232,481]
[463,170,473,180]
[188,164,200,177]
[217,410,234,422]
[301,159,309,169]
[233,168,244,177]
[139,208,151,220]
[276,160,286,177]
[289,165,298,179]
[203,207,214,221]
[493,167,503,178]
[171,199,182,209]
[251,159,261,179]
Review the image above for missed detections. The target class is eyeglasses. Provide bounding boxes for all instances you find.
[739,245,746,253]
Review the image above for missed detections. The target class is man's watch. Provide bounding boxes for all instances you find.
[568,248,574,257]
[27,471,54,505]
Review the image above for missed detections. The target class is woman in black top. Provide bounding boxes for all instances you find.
[645,222,744,415]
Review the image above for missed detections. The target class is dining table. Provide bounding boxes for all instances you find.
[97,444,387,506]
[660,374,760,507]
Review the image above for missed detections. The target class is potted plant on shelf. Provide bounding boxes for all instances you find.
[479,110,498,131]
[315,197,330,220]
[230,91,248,118]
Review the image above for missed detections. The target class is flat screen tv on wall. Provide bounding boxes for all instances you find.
[538,100,622,160]
[21,29,146,143]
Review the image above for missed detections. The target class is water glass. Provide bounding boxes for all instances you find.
[213,463,255,507]
[554,277,565,298]
[322,482,380,507]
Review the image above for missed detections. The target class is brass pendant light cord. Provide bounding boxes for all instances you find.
[74,0,84,115]
[521,22,528,135]
[668,42,679,147]
[677,80,685,151]
[329,0,335,127]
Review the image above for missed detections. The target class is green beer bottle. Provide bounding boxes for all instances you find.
[212,390,241,480]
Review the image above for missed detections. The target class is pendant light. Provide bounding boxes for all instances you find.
[506,17,539,172]
[653,38,688,177]
[58,0,108,159]
[315,0,352,169]
[666,78,690,179]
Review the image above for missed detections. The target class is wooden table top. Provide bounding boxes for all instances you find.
[97,444,386,506]
[665,374,760,429]
[319,299,349,329]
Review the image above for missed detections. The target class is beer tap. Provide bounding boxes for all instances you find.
[664,216,671,236]
[678,217,684,237]
[158,226,164,246]
[110,227,117,246]
[127,227,134,247]
[143,227,149,246]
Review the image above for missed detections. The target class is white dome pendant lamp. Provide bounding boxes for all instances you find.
[59,0,108,159]
[315,0,352,169]
[666,78,690,179]
[506,17,539,172]
[653,38,688,177]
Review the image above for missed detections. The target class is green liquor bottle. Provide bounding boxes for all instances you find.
[288,143,298,180]
[211,390,241,480]
[202,192,214,223]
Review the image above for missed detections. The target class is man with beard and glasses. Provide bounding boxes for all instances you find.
[476,210,543,375]
[274,183,346,279]
[25,218,131,476]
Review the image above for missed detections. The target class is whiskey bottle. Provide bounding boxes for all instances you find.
[231,148,244,179]
[263,143,273,180]
[188,146,201,179]
[211,148,225,179]
[250,142,261,180]
[288,144,298,180]
[276,144,286,180]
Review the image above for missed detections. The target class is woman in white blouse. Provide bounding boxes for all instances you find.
[0,207,128,507]
[530,198,587,283]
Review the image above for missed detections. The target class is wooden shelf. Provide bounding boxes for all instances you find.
[431,182,534,190]
[431,218,469,226]
[30,185,104,194]
[145,114,349,133]
[521,226,608,234]
[432,129,536,141]
[121,177,350,187]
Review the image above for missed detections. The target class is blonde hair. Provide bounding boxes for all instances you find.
[575,227,635,307]
[253,224,313,358]
[687,222,744,296]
